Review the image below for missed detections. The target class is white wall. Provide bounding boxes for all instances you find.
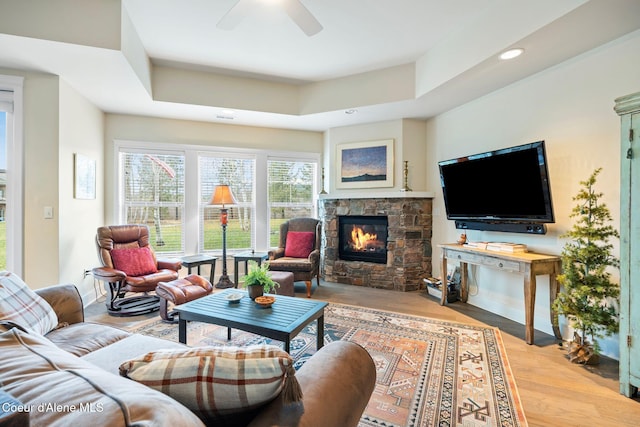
[324,118,427,196]
[58,80,105,303]
[12,69,60,287]
[427,30,640,359]
[0,68,105,295]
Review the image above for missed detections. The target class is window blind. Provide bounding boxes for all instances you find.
[120,151,185,253]
[199,155,255,252]
[0,91,13,113]
[267,159,316,246]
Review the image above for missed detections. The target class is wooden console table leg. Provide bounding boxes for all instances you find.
[460,262,469,303]
[549,261,562,340]
[524,268,537,345]
[440,251,448,305]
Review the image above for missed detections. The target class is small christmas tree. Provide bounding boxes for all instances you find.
[553,168,620,364]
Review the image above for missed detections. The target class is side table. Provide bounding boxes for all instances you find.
[181,254,217,284]
[234,251,269,287]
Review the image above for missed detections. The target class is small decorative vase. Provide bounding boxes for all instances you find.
[247,285,263,300]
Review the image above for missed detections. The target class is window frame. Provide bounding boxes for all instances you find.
[267,155,318,247]
[198,151,257,254]
[0,75,24,276]
[117,147,187,255]
[114,140,319,256]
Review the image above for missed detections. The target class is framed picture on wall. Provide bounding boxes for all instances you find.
[74,153,96,199]
[336,139,394,189]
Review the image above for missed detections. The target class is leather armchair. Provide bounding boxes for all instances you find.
[267,218,321,298]
[92,224,181,316]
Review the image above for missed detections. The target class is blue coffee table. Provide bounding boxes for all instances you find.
[175,288,327,353]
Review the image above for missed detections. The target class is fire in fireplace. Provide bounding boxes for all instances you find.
[339,215,388,264]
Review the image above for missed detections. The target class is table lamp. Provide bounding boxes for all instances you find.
[210,184,238,288]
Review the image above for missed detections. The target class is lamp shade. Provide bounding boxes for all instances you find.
[210,184,238,207]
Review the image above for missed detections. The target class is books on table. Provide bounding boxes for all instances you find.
[486,242,527,253]
[464,241,488,250]
[465,242,527,253]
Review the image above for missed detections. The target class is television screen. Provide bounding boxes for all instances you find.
[438,141,554,231]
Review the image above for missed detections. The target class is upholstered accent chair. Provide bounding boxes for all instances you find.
[267,218,321,298]
[92,224,182,316]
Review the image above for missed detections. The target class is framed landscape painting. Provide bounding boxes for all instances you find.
[336,139,394,189]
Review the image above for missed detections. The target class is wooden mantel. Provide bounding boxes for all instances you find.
[319,191,434,200]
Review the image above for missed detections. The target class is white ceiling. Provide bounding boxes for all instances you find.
[128,0,492,83]
[1,0,640,131]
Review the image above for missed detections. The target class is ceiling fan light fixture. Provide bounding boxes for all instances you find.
[499,48,524,60]
[217,0,322,36]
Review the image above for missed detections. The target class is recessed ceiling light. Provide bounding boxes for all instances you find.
[500,48,524,60]
[345,109,358,115]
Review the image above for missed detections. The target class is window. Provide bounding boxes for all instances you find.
[116,141,319,256]
[120,151,185,254]
[268,159,317,246]
[199,155,255,252]
[0,78,23,276]
[0,110,6,270]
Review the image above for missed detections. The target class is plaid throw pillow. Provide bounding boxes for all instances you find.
[0,271,59,335]
[119,345,302,422]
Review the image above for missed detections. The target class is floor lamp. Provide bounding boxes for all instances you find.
[210,184,238,289]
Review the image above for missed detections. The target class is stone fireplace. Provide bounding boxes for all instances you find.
[320,194,433,291]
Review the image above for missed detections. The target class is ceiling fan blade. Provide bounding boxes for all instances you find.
[281,0,323,36]
[217,0,255,31]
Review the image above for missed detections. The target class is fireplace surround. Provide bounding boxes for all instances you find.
[320,194,433,291]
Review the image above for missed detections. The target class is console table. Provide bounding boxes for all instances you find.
[439,243,562,345]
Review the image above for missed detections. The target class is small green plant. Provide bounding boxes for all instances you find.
[553,168,620,364]
[242,261,279,294]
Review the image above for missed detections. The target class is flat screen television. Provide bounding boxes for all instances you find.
[438,141,554,234]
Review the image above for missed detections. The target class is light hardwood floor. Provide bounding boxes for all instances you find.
[85,279,640,427]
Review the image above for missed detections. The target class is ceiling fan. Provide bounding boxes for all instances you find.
[217,0,323,36]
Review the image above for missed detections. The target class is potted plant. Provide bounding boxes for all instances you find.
[553,168,620,364]
[242,261,279,300]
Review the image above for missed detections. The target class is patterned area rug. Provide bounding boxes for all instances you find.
[129,303,527,427]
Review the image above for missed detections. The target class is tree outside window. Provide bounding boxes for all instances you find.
[268,159,316,246]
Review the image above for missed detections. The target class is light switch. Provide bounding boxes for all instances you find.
[44,206,54,219]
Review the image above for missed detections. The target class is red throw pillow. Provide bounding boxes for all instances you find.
[110,247,158,276]
[284,231,315,258]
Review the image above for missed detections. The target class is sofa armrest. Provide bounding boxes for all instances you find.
[248,341,376,427]
[35,284,84,325]
[268,248,285,260]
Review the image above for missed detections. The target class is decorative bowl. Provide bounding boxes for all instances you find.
[225,293,243,304]
[254,295,275,308]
